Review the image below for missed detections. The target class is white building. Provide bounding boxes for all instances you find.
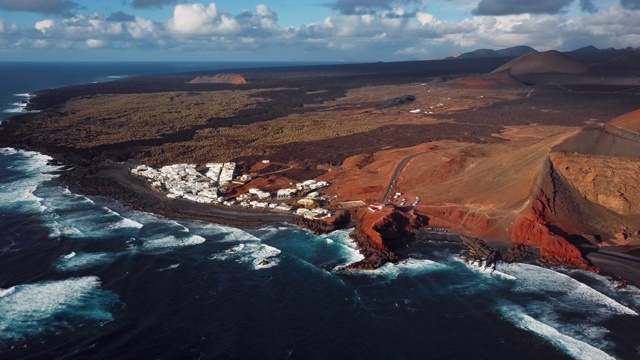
[277,188,298,200]
[249,188,271,200]
[275,204,293,212]
[218,162,236,185]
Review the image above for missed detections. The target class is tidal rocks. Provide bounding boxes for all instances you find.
[293,210,352,235]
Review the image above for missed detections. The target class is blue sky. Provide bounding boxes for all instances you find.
[0,0,638,61]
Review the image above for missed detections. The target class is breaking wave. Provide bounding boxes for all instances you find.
[0,276,118,341]
[499,307,616,360]
[187,221,261,242]
[0,149,58,213]
[209,243,281,270]
[340,258,448,279]
[56,252,116,272]
[323,229,365,265]
[494,263,638,358]
[453,256,516,280]
[2,94,39,116]
[141,234,206,251]
[497,263,637,317]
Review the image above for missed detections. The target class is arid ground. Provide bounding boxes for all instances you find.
[2,52,640,277]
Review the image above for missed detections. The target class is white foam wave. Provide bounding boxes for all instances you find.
[142,234,206,250]
[565,269,640,310]
[0,287,16,298]
[110,217,144,230]
[47,220,82,238]
[0,276,116,340]
[158,264,180,271]
[189,222,261,242]
[13,93,33,98]
[497,263,637,317]
[500,306,616,360]
[323,229,365,267]
[339,258,447,279]
[249,225,294,241]
[453,256,516,280]
[1,147,18,155]
[210,243,281,270]
[0,149,59,213]
[40,191,143,239]
[56,252,115,271]
[3,106,27,113]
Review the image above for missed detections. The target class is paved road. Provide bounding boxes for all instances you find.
[589,249,640,265]
[381,151,431,203]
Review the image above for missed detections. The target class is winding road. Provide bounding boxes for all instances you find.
[380,151,432,203]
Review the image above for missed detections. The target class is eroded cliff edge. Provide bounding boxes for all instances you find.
[350,110,640,272]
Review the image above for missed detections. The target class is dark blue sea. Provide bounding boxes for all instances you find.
[1,62,640,360]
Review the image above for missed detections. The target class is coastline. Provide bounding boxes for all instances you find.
[59,161,296,228]
[4,143,640,287]
[1,63,639,287]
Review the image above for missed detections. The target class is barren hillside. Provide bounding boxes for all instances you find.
[492,50,589,75]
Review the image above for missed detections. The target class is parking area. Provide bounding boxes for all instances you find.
[389,192,420,208]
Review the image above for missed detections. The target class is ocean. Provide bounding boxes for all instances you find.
[1,62,639,360]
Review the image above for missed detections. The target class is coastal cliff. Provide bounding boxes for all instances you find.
[349,110,640,271]
[345,207,428,269]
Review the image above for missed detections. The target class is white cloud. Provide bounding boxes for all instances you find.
[0,18,14,33]
[32,39,48,48]
[86,38,107,48]
[1,1,638,60]
[35,19,55,33]
[167,2,241,35]
[127,17,156,39]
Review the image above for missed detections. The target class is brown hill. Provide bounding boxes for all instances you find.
[491,50,589,75]
[594,49,640,75]
[450,72,523,88]
[606,108,640,134]
[447,45,537,60]
[188,74,247,85]
[347,111,640,270]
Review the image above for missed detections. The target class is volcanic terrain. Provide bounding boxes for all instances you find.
[1,47,639,277]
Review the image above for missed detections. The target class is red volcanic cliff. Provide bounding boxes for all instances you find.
[188,73,248,85]
[511,184,593,270]
[348,207,429,269]
[349,110,640,270]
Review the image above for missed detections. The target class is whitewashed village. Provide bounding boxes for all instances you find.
[131,162,334,220]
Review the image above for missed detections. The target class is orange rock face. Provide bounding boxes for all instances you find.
[511,196,593,270]
[607,108,640,133]
[355,207,428,252]
[188,74,247,85]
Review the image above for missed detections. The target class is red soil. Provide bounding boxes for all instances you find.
[607,108,640,133]
[492,50,588,75]
[188,74,248,85]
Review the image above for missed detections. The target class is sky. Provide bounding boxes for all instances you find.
[0,0,638,62]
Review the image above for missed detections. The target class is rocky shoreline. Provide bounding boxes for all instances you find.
[2,62,640,285]
[1,144,636,287]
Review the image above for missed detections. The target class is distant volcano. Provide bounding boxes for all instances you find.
[491,50,589,75]
[446,45,537,59]
[593,49,640,75]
